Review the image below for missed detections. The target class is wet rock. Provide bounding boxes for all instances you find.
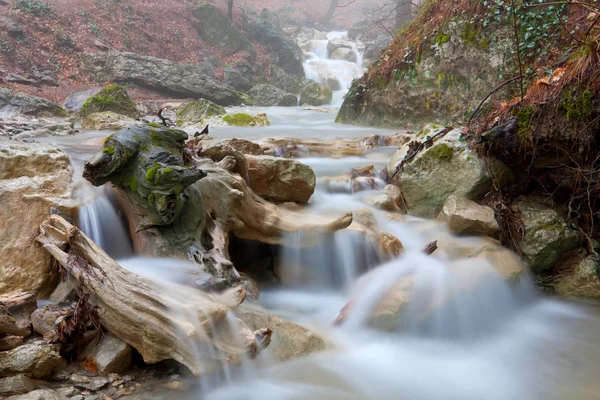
[303,60,357,91]
[8,389,68,400]
[555,255,600,300]
[175,98,226,127]
[0,88,66,117]
[83,51,249,106]
[80,85,139,119]
[364,185,403,211]
[327,38,353,55]
[31,305,72,341]
[68,374,110,392]
[293,27,328,43]
[269,65,305,94]
[248,84,297,107]
[0,292,36,337]
[388,126,512,218]
[81,334,132,375]
[0,342,64,379]
[0,141,77,296]
[212,138,263,155]
[238,306,326,362]
[222,113,270,127]
[299,81,332,106]
[0,374,37,395]
[192,4,253,56]
[245,155,316,203]
[0,336,25,351]
[223,67,253,92]
[516,197,581,273]
[12,123,75,140]
[63,88,101,113]
[331,48,358,63]
[438,195,499,236]
[82,112,141,130]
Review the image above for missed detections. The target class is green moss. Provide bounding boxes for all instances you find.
[102,145,115,155]
[145,163,161,183]
[174,185,184,196]
[162,167,174,175]
[515,106,535,135]
[147,123,163,128]
[148,193,156,202]
[222,113,255,126]
[103,134,115,144]
[435,32,451,46]
[81,85,138,118]
[129,177,138,191]
[460,21,488,48]
[560,88,594,121]
[429,143,453,161]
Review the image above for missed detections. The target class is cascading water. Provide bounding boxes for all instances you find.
[303,31,365,105]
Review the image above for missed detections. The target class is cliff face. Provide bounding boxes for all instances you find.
[336,0,572,128]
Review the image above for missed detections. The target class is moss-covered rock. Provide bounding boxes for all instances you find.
[175,98,226,128]
[192,3,254,56]
[222,113,270,127]
[82,111,142,130]
[81,85,139,119]
[516,196,582,273]
[555,254,600,300]
[299,82,332,106]
[248,84,297,107]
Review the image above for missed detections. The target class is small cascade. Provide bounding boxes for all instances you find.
[78,189,133,259]
[302,31,366,105]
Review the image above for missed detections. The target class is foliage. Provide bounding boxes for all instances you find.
[560,88,594,120]
[12,0,53,17]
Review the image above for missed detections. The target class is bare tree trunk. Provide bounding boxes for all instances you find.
[323,0,339,27]
[394,0,412,30]
[228,0,234,21]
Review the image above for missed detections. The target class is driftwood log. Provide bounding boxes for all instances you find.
[82,125,352,280]
[36,215,272,376]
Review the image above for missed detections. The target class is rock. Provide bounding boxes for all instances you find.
[0,375,37,395]
[12,123,74,140]
[223,67,253,92]
[555,255,600,300]
[303,60,360,91]
[238,305,326,362]
[6,74,39,86]
[0,336,24,351]
[81,334,132,375]
[0,141,77,296]
[197,54,222,79]
[192,4,253,56]
[294,27,328,43]
[0,342,64,379]
[0,292,36,337]
[299,81,332,106]
[388,126,512,218]
[248,84,297,107]
[93,40,109,51]
[438,195,499,235]
[80,84,139,119]
[31,305,72,341]
[175,98,226,127]
[83,51,249,106]
[244,155,316,203]
[327,38,353,55]
[269,65,304,94]
[8,389,68,400]
[364,185,403,211]
[246,11,305,76]
[0,16,24,37]
[208,138,263,155]
[82,112,141,130]
[331,48,358,63]
[63,88,101,113]
[0,88,66,117]
[222,113,270,127]
[517,196,581,273]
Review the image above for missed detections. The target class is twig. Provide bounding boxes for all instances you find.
[468,75,522,126]
[511,0,525,102]
[389,127,449,182]
[421,240,438,255]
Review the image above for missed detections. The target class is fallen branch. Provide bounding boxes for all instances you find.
[389,127,449,182]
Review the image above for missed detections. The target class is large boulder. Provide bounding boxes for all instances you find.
[222,113,270,127]
[81,111,141,130]
[245,155,316,203]
[388,126,512,218]
[327,38,353,55]
[8,389,68,400]
[192,3,254,56]
[238,306,326,362]
[438,195,499,236]
[0,375,37,396]
[80,84,139,119]
[299,81,333,106]
[269,65,305,94]
[83,51,249,106]
[516,196,581,273]
[246,10,305,77]
[248,84,297,107]
[555,255,600,300]
[0,88,66,118]
[0,141,77,296]
[62,88,102,113]
[175,98,226,127]
[223,67,254,92]
[331,47,358,63]
[0,342,63,379]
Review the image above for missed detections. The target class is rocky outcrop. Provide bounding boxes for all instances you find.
[175,98,226,128]
[555,255,600,300]
[438,195,499,236]
[388,126,512,218]
[81,112,141,130]
[516,197,581,273]
[80,85,139,119]
[0,342,63,379]
[192,4,253,56]
[248,84,297,107]
[245,155,316,203]
[246,10,305,77]
[83,51,249,106]
[269,65,305,94]
[0,141,77,296]
[299,81,333,106]
[0,88,66,118]
[238,306,326,362]
[223,67,254,92]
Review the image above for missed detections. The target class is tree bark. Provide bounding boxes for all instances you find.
[36,215,272,376]
[228,0,234,21]
[323,0,339,27]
